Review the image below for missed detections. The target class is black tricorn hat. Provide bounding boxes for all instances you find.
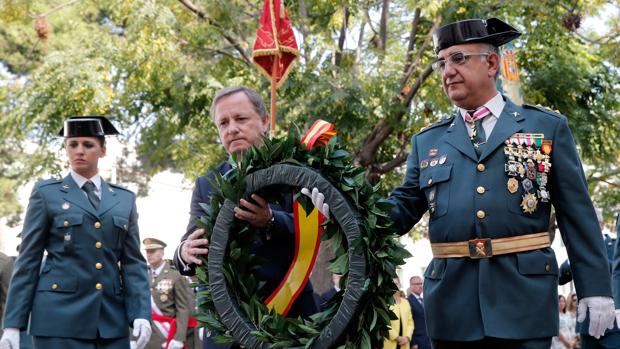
[433,18,521,53]
[58,116,120,137]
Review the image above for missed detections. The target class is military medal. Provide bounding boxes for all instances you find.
[420,160,429,169]
[160,294,168,302]
[430,159,438,167]
[429,149,438,157]
[62,202,70,210]
[507,178,519,194]
[521,193,538,214]
[439,154,447,164]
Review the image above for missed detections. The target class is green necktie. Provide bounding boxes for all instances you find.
[466,108,490,158]
[82,181,100,210]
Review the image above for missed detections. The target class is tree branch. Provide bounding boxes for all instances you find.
[31,0,82,18]
[378,0,390,52]
[353,21,366,79]
[403,8,421,74]
[401,16,441,90]
[177,0,252,66]
[334,7,349,68]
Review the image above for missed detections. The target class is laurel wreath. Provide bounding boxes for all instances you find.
[193,128,410,348]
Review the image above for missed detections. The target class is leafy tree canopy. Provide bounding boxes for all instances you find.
[0,0,618,224]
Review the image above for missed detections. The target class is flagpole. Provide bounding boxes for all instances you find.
[270,55,278,138]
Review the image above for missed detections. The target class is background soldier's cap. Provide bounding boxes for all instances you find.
[433,17,521,53]
[143,238,167,250]
[58,116,120,137]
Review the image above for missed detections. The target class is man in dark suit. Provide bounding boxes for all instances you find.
[406,276,430,349]
[318,273,341,311]
[173,86,318,349]
[387,18,615,348]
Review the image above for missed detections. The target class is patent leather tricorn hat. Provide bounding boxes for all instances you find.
[58,116,120,137]
[433,18,521,53]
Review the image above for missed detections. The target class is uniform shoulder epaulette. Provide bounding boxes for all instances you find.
[36,176,62,188]
[108,182,132,192]
[418,115,455,134]
[523,104,562,118]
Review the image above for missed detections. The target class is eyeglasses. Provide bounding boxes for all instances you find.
[432,51,490,72]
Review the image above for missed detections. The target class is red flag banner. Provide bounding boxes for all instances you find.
[252,0,299,88]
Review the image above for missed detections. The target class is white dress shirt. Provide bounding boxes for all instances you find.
[70,170,102,199]
[459,93,506,139]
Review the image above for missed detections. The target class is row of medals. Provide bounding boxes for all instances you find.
[503,134,552,214]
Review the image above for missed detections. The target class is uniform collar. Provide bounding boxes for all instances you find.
[70,170,102,192]
[458,92,505,121]
[151,261,166,277]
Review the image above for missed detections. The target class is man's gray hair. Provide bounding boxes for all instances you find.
[481,43,501,80]
[209,86,268,119]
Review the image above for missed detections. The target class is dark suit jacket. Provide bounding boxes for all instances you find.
[388,97,611,341]
[3,175,150,339]
[407,294,430,349]
[173,162,318,348]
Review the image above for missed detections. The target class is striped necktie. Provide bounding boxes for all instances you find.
[82,180,100,210]
[465,107,491,157]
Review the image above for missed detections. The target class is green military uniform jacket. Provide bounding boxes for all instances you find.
[388,96,611,341]
[3,175,151,339]
[147,260,195,349]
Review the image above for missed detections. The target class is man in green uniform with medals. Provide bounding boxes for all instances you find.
[388,17,616,348]
[142,238,196,349]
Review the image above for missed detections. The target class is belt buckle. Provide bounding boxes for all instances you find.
[468,238,493,259]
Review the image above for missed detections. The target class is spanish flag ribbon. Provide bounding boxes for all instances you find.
[264,200,326,315]
[301,119,337,150]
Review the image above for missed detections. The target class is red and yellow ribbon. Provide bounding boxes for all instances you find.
[264,201,326,315]
[301,119,337,150]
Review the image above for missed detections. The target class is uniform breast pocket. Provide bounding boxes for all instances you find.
[420,165,452,219]
[53,213,84,253]
[113,216,129,250]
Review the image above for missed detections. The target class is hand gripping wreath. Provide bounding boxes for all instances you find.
[194,120,411,348]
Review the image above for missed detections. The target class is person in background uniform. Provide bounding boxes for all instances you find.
[406,276,430,349]
[141,238,195,349]
[0,252,13,338]
[559,208,620,349]
[0,116,151,349]
[172,86,318,349]
[387,18,615,349]
[10,244,34,349]
[383,277,414,349]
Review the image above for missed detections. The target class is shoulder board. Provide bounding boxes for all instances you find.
[166,260,178,270]
[418,115,455,134]
[36,177,62,188]
[108,183,133,193]
[523,104,562,118]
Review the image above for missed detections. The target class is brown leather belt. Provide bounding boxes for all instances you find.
[430,232,551,259]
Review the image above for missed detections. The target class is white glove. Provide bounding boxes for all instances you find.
[0,328,19,349]
[615,309,620,330]
[130,341,138,349]
[577,296,615,338]
[132,318,152,349]
[301,187,330,218]
[165,339,184,349]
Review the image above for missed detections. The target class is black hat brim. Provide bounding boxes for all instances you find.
[58,116,120,137]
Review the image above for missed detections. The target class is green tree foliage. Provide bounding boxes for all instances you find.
[0,0,618,222]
